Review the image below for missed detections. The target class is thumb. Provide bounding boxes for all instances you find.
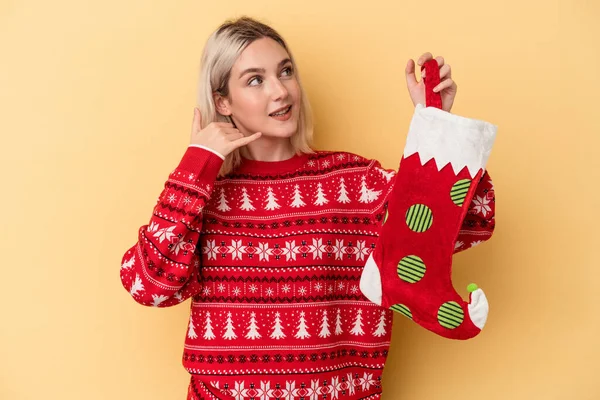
[405,59,418,88]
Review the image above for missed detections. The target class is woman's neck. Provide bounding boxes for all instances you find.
[240,136,295,161]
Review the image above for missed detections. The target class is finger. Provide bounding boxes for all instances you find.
[231,132,262,148]
[434,56,445,68]
[405,59,418,87]
[439,64,451,79]
[225,131,245,141]
[433,78,456,93]
[417,52,433,66]
[211,121,235,128]
[220,127,242,137]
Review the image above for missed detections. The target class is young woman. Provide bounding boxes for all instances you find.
[120,16,497,400]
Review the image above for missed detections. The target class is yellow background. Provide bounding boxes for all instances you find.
[2,0,598,399]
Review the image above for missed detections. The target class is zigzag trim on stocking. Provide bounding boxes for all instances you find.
[404,104,497,178]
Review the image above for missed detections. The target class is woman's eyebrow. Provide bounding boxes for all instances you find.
[238,58,292,79]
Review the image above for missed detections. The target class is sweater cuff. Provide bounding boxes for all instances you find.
[176,146,224,184]
[188,144,225,160]
[404,103,497,178]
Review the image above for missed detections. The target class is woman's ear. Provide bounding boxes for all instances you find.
[213,91,232,117]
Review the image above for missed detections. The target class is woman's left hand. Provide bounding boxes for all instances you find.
[405,52,457,113]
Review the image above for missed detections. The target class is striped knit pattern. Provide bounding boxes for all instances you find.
[390,304,412,320]
[450,179,472,206]
[397,255,426,283]
[405,204,433,232]
[437,301,465,329]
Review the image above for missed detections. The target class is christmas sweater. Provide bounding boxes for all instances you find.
[120,106,496,400]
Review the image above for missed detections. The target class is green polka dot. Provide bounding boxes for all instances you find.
[437,301,464,329]
[467,283,478,292]
[397,255,426,283]
[390,304,412,320]
[450,179,472,206]
[405,204,433,232]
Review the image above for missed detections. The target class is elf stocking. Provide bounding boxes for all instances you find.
[359,59,497,340]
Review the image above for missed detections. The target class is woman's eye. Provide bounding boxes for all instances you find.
[248,76,263,86]
[248,67,293,87]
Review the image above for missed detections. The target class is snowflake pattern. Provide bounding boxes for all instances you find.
[228,240,246,260]
[210,372,381,399]
[471,195,492,217]
[203,240,219,261]
[201,238,375,263]
[152,225,176,244]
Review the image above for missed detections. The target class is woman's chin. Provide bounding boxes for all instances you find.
[262,121,298,138]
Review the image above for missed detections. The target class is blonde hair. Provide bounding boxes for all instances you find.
[196,16,315,176]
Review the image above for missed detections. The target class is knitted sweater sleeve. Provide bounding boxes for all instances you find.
[119,146,223,307]
[454,170,496,252]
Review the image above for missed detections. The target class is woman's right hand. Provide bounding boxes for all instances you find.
[190,107,262,157]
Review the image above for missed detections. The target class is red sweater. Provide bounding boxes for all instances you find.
[120,120,495,399]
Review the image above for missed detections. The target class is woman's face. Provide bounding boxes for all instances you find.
[215,37,301,139]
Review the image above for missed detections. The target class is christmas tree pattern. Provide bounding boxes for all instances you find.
[358,176,382,204]
[129,274,144,297]
[264,187,281,211]
[294,311,311,339]
[376,166,395,183]
[151,294,168,307]
[318,310,331,338]
[336,177,351,204]
[245,312,262,340]
[350,309,365,336]
[239,187,255,211]
[203,311,216,340]
[187,315,198,339]
[216,187,231,212]
[314,182,329,206]
[270,312,286,339]
[372,310,387,337]
[290,184,306,208]
[222,311,237,340]
[334,308,344,335]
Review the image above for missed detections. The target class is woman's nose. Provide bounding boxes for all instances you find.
[270,79,288,100]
